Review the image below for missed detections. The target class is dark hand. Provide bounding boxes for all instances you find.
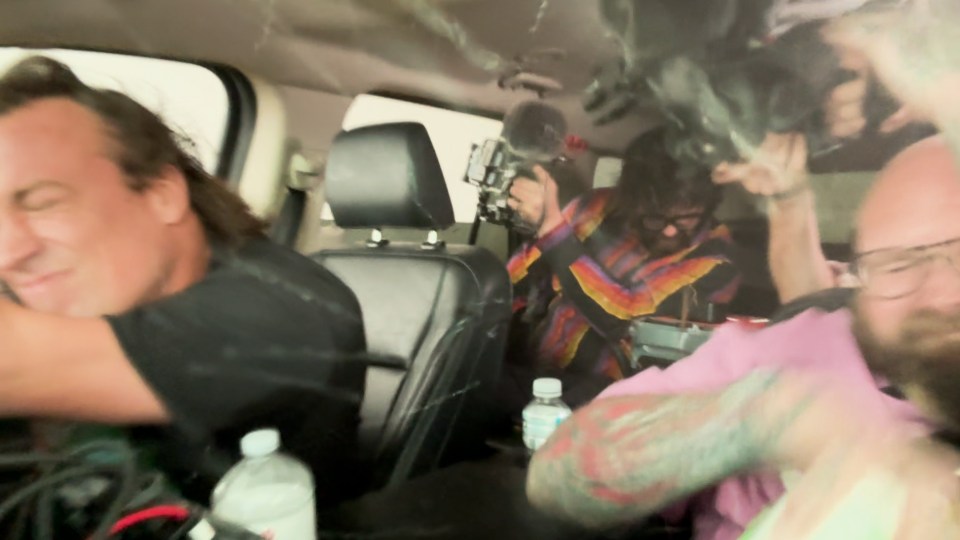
[507,165,563,237]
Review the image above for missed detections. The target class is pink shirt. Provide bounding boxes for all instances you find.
[597,309,925,540]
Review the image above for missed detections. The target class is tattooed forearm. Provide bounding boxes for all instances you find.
[526,370,814,529]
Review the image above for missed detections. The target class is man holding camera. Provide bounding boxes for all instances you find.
[503,130,740,408]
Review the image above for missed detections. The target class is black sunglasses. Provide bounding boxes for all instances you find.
[637,213,705,232]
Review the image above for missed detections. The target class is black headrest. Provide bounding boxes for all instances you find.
[325,122,455,229]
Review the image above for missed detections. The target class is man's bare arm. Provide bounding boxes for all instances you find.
[713,133,834,303]
[767,190,835,303]
[0,299,168,423]
[526,370,841,529]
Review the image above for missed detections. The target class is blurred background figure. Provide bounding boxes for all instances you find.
[500,127,739,414]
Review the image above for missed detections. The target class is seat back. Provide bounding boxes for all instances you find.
[313,122,511,488]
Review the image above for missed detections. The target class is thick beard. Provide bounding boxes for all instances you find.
[852,302,960,433]
[639,229,692,259]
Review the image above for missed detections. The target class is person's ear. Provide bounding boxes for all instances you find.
[144,165,191,225]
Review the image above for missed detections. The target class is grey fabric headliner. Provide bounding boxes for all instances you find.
[0,0,656,150]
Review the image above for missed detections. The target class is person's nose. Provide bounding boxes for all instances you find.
[662,224,679,238]
[0,212,43,273]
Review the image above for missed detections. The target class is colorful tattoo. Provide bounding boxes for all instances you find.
[527,370,808,528]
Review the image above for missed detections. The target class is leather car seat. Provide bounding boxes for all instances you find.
[312,122,512,489]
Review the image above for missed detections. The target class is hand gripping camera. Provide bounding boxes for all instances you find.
[463,101,568,234]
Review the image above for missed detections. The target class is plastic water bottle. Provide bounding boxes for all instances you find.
[522,378,572,452]
[211,429,317,540]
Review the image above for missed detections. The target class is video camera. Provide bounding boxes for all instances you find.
[463,101,567,234]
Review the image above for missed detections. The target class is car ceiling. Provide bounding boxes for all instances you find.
[0,0,655,151]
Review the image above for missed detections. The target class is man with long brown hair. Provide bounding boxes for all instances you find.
[0,56,366,504]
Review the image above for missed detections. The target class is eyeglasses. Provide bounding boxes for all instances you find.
[638,213,705,233]
[852,237,960,299]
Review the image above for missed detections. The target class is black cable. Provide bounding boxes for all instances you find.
[10,502,30,540]
[0,439,150,540]
[123,472,168,511]
[0,436,248,540]
[0,447,85,540]
[32,463,54,540]
[89,441,138,540]
[0,453,64,467]
[0,464,115,524]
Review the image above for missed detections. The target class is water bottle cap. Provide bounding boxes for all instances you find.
[240,428,280,458]
[533,377,562,398]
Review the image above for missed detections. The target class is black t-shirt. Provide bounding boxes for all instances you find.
[106,238,366,506]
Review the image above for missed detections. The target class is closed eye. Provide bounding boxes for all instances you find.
[14,181,72,212]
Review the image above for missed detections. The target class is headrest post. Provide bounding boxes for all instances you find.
[366,228,389,248]
[421,230,445,250]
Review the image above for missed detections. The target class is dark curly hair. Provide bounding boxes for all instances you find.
[0,55,266,247]
[608,127,721,230]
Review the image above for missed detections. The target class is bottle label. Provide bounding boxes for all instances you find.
[522,407,571,451]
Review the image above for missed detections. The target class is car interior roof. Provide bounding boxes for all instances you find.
[3,0,930,161]
[4,0,933,267]
[0,0,660,153]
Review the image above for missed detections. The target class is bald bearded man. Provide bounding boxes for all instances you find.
[739,135,960,538]
[527,136,960,539]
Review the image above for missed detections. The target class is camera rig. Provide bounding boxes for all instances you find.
[462,138,544,235]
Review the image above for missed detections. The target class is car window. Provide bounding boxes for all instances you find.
[0,48,230,173]
[592,156,623,189]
